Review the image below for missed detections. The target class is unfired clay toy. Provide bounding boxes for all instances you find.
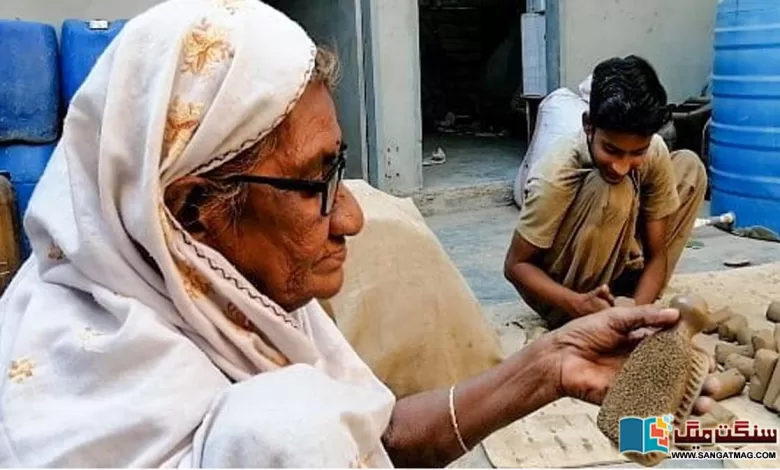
[752,329,776,353]
[762,358,780,410]
[715,342,753,365]
[724,354,754,379]
[774,324,780,350]
[703,306,733,335]
[737,327,756,346]
[698,402,736,429]
[719,314,748,342]
[597,295,710,467]
[707,369,746,401]
[767,301,780,323]
[749,349,779,402]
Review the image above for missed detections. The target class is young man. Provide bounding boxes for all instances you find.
[504,55,707,329]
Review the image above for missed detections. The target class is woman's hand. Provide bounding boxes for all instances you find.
[550,304,718,413]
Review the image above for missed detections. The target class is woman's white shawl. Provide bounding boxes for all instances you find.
[0,0,395,466]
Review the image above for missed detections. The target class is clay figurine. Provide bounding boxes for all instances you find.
[767,301,780,323]
[774,324,780,350]
[698,402,737,429]
[752,329,776,353]
[597,294,710,467]
[762,357,780,410]
[737,327,756,347]
[749,349,779,402]
[707,369,746,401]
[724,354,754,379]
[719,314,748,342]
[703,306,733,335]
[715,342,753,365]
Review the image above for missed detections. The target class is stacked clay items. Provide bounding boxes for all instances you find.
[597,294,711,467]
[707,299,780,411]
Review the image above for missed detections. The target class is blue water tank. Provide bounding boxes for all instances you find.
[0,20,60,143]
[711,0,780,234]
[61,19,127,107]
[0,143,56,257]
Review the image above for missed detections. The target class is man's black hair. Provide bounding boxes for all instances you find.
[588,55,670,137]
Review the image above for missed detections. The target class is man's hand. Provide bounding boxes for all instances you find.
[569,285,616,317]
[550,304,718,413]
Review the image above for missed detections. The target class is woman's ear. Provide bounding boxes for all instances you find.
[164,176,212,236]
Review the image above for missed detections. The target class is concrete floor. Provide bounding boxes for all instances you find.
[426,201,780,310]
[424,200,780,469]
[422,133,525,191]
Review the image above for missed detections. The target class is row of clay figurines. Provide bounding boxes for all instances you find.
[596,294,780,467]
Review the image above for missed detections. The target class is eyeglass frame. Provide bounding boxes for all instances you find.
[216,153,346,216]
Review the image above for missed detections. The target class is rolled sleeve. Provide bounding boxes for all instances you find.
[516,178,576,250]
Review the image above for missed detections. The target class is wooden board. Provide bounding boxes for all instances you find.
[484,263,780,468]
[482,398,630,468]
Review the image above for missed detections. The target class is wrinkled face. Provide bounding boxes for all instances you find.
[583,113,652,185]
[169,82,364,312]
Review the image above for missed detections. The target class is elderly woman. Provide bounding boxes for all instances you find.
[0,0,717,467]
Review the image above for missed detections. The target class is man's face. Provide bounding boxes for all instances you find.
[583,115,652,185]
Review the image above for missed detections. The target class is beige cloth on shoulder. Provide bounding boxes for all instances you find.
[321,180,504,398]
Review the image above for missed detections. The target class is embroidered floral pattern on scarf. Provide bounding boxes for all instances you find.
[0,0,395,467]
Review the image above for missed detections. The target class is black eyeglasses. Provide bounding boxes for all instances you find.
[220,154,346,216]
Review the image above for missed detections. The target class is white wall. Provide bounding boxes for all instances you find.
[362,0,423,196]
[271,0,370,181]
[557,0,717,102]
[0,0,162,26]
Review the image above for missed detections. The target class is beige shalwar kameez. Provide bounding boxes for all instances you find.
[515,131,707,328]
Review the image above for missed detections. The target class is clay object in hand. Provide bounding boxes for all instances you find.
[597,295,710,467]
[749,349,779,402]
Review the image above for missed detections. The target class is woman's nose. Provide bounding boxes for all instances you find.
[329,184,364,237]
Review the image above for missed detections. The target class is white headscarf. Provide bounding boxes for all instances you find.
[0,0,395,466]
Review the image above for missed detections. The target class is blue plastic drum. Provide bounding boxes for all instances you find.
[710,0,780,234]
[0,20,60,143]
[61,19,127,107]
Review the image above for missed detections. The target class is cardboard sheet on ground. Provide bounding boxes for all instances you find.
[484,262,780,468]
[482,397,630,468]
